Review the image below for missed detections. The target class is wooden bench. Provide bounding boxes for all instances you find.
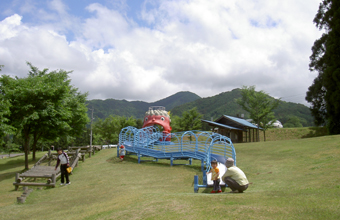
[13,149,81,190]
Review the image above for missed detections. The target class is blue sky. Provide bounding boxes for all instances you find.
[0,0,322,105]
[0,0,149,42]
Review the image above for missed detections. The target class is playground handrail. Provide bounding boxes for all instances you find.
[119,127,236,171]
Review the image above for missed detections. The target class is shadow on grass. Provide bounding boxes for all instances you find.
[301,127,328,138]
[0,156,41,171]
[107,154,213,192]
[107,154,205,176]
[0,170,26,183]
[0,155,48,183]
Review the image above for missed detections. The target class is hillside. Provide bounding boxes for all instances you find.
[86,88,314,127]
[171,88,314,127]
[1,135,340,219]
[86,91,201,119]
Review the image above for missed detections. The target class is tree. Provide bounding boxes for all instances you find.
[136,118,143,129]
[306,75,327,126]
[0,63,89,169]
[171,107,202,132]
[307,0,340,134]
[259,112,276,141]
[284,116,303,128]
[93,115,136,145]
[0,65,15,144]
[2,135,20,157]
[236,86,280,141]
[27,63,89,160]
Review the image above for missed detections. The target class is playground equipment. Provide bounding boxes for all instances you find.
[12,146,99,190]
[118,125,236,192]
[143,106,172,141]
[119,106,236,192]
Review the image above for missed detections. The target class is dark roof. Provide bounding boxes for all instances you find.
[215,115,261,130]
[201,120,244,131]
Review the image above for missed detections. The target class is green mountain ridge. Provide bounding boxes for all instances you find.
[87,89,314,127]
[171,88,313,127]
[86,91,201,119]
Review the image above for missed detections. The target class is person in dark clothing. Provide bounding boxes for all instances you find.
[55,148,71,186]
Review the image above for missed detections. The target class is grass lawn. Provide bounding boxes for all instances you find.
[259,127,328,141]
[0,135,340,219]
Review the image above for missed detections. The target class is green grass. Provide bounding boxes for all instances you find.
[259,127,328,141]
[0,135,340,219]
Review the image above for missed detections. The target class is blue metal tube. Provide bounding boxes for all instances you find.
[118,127,236,192]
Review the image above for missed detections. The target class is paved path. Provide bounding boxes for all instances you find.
[0,153,24,159]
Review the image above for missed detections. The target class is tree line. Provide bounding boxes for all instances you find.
[90,108,204,145]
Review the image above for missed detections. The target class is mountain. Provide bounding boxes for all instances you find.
[86,91,201,119]
[171,89,245,120]
[171,88,314,127]
[86,89,314,127]
[152,91,201,110]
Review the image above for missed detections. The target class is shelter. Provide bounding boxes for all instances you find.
[202,115,262,143]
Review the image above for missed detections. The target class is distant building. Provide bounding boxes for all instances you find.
[202,115,263,143]
[246,119,283,128]
[271,120,283,128]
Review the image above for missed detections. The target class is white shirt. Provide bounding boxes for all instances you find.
[58,153,68,164]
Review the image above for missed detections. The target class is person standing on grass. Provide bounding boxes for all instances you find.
[55,148,71,186]
[207,160,222,193]
[222,158,248,193]
[119,145,126,161]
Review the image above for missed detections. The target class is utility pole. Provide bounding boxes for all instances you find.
[89,108,94,158]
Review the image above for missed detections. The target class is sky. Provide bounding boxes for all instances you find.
[0,0,323,105]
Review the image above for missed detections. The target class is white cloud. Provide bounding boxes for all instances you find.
[48,0,68,15]
[0,14,24,40]
[0,0,322,105]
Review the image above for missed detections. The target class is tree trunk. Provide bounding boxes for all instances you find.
[32,141,37,161]
[257,122,260,142]
[24,135,30,170]
[23,127,31,170]
[32,132,38,161]
[264,130,266,142]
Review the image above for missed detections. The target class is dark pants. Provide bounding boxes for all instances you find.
[213,179,221,191]
[60,164,70,184]
[224,177,248,192]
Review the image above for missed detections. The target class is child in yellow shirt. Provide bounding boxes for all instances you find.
[207,160,222,193]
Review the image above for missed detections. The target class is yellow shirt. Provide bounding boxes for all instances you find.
[210,167,220,180]
[222,166,249,186]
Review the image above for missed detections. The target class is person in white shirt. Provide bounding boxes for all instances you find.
[55,148,71,186]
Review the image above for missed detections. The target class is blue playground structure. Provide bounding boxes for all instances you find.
[118,126,236,192]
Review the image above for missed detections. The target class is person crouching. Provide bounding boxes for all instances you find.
[222,158,248,193]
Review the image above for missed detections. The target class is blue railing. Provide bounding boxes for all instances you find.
[118,126,235,172]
